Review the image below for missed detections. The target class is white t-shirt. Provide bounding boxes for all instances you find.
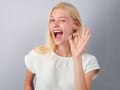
[25,50,100,90]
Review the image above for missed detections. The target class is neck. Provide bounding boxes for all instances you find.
[54,43,72,57]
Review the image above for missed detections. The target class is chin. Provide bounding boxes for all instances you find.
[54,40,64,45]
[54,40,68,46]
[54,42,63,46]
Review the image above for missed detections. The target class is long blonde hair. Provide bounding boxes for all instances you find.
[34,2,86,54]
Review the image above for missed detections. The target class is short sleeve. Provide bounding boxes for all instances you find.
[24,50,36,73]
[84,55,100,80]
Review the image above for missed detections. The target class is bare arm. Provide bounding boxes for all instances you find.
[24,70,35,90]
[85,70,97,90]
[68,25,97,90]
[73,56,96,90]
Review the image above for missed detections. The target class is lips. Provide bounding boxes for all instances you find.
[53,30,63,39]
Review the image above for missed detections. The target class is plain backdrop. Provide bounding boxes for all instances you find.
[0,0,120,90]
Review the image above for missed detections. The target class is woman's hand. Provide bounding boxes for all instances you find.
[68,25,91,58]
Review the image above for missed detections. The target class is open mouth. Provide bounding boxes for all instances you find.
[53,30,63,38]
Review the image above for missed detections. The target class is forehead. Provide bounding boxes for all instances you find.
[50,8,71,18]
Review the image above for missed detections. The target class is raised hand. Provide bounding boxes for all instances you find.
[68,25,91,58]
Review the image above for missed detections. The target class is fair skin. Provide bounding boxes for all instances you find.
[24,8,97,90]
[24,70,35,90]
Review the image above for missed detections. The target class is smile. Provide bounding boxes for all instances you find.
[53,30,63,38]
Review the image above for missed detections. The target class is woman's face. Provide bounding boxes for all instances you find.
[49,8,78,45]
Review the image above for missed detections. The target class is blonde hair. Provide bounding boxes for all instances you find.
[34,2,86,54]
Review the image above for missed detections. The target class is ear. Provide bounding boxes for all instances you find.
[73,21,79,30]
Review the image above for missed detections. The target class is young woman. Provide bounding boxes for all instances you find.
[24,2,100,90]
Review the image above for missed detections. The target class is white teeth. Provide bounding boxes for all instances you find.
[54,30,62,33]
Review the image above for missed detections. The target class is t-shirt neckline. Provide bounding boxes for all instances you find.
[52,51,72,60]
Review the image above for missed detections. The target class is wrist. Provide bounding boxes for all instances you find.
[72,55,82,61]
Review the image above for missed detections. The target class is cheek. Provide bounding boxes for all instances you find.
[63,24,73,33]
[49,23,53,31]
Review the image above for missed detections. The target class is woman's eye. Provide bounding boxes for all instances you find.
[49,19,55,22]
[59,19,66,22]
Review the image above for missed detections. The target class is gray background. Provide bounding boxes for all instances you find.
[0,0,120,90]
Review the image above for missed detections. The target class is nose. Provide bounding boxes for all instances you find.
[54,20,59,28]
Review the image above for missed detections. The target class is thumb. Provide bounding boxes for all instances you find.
[68,34,74,46]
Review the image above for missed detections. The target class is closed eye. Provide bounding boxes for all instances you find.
[49,19,55,22]
[60,19,66,22]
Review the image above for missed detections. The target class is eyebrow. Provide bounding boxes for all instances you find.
[50,16,69,19]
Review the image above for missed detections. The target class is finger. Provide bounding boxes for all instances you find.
[68,34,74,45]
[84,28,90,39]
[84,32,91,44]
[81,24,86,38]
[72,33,80,43]
[72,33,79,38]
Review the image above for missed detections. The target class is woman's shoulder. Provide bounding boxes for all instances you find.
[33,45,49,55]
[25,45,49,58]
[25,46,51,64]
[82,53,97,61]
